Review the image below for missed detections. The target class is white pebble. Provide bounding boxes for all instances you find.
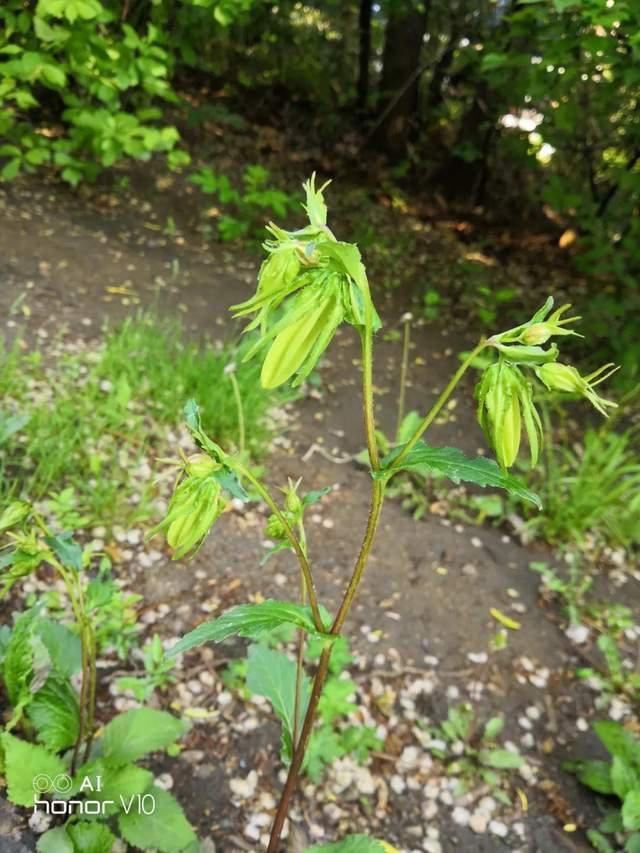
[452,806,471,827]
[390,774,406,794]
[489,820,509,838]
[230,770,258,800]
[469,812,488,834]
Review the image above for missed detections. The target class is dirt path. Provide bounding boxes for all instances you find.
[0,177,601,852]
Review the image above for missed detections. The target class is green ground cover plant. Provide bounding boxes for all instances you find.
[0,314,281,527]
[568,721,640,853]
[0,510,196,852]
[221,633,383,784]
[191,163,300,242]
[423,704,523,804]
[149,176,618,851]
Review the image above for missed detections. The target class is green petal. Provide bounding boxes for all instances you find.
[261,292,339,389]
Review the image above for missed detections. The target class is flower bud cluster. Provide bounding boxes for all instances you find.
[476,297,617,469]
[231,175,380,389]
[151,454,226,560]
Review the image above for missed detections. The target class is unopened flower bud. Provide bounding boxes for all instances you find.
[521,323,552,345]
[491,298,581,348]
[0,501,30,534]
[476,362,537,469]
[265,514,286,540]
[185,453,218,478]
[283,480,303,516]
[535,362,618,416]
[150,466,225,560]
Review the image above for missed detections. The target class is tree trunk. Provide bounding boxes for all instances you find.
[431,80,499,204]
[357,0,373,110]
[424,32,457,114]
[373,0,428,156]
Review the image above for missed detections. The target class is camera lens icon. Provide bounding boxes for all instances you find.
[53,774,72,794]
[32,774,53,794]
[32,773,72,795]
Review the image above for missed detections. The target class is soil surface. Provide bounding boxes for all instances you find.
[0,172,629,853]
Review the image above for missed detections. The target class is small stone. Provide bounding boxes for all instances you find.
[469,813,488,834]
[565,623,590,645]
[244,823,261,841]
[521,733,535,749]
[477,796,496,815]
[29,810,52,834]
[489,820,508,838]
[452,806,471,827]
[423,801,438,820]
[467,651,488,664]
[230,770,258,800]
[154,773,174,791]
[462,563,477,578]
[390,774,406,794]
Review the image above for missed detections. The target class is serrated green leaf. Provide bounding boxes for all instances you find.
[595,722,640,770]
[41,64,66,89]
[37,619,81,678]
[102,708,188,766]
[3,608,37,709]
[569,759,614,794]
[118,787,197,853]
[586,830,615,853]
[246,644,311,762]
[1,731,66,807]
[302,487,332,508]
[45,532,83,572]
[304,725,343,783]
[611,755,639,800]
[215,468,249,501]
[317,677,357,724]
[483,717,505,740]
[305,837,387,852]
[28,677,80,752]
[375,441,541,507]
[599,810,623,833]
[184,398,202,432]
[37,828,74,853]
[625,792,640,831]
[71,760,153,815]
[67,822,116,853]
[170,601,331,656]
[626,834,640,853]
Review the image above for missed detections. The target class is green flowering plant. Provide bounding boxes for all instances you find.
[153,178,618,852]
